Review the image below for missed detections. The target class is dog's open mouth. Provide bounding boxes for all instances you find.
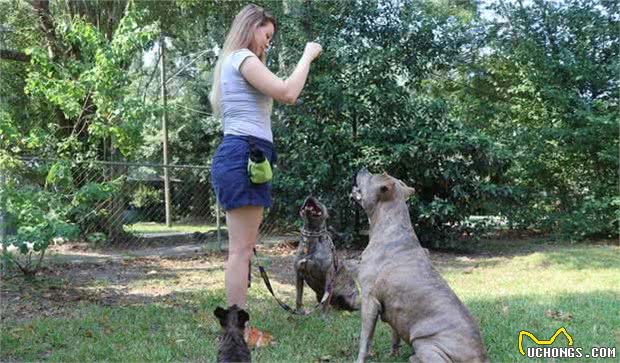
[302,197,323,217]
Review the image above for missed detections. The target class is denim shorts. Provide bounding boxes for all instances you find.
[211,135,277,211]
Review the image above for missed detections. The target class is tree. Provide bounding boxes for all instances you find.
[448,0,619,238]
[268,0,511,246]
[1,1,159,269]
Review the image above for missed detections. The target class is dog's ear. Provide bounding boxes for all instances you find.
[378,180,396,201]
[404,186,416,199]
[213,306,228,325]
[237,309,250,329]
[299,199,308,218]
[397,180,416,200]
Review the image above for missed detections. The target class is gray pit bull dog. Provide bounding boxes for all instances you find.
[351,169,489,363]
[294,196,360,313]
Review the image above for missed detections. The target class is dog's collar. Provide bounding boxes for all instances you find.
[300,227,327,239]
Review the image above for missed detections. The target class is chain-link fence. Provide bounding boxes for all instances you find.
[0,157,227,249]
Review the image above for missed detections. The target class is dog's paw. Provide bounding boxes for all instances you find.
[319,291,331,303]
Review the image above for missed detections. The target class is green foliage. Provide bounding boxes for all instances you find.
[0,156,125,274]
[0,158,78,275]
[70,176,125,238]
[2,0,616,248]
[270,0,510,245]
[22,6,158,159]
[85,232,108,246]
[0,110,23,155]
[45,160,72,189]
[130,184,161,209]
[1,3,162,253]
[448,0,619,239]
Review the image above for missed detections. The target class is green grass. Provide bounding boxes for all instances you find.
[443,243,620,362]
[123,222,223,235]
[1,240,619,362]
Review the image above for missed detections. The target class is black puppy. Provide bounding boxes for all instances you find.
[213,305,251,363]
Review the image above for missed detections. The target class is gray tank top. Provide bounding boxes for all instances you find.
[220,48,272,142]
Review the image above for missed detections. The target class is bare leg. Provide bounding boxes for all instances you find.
[225,206,263,308]
[356,295,380,363]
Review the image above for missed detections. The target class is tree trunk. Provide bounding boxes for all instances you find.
[31,0,59,60]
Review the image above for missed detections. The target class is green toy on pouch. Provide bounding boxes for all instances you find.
[248,144,272,184]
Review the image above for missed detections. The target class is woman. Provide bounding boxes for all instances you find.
[210,4,322,315]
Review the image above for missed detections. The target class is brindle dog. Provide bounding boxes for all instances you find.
[214,305,251,363]
[294,196,360,313]
[351,169,489,363]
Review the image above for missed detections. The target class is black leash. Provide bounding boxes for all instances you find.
[252,247,313,315]
[251,240,339,316]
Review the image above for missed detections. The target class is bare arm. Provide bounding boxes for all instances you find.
[240,42,322,105]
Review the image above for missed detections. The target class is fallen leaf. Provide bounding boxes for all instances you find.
[545,309,573,321]
[501,305,509,316]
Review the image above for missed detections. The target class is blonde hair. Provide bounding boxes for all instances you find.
[209,4,277,116]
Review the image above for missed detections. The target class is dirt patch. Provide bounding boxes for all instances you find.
[1,238,491,325]
[1,249,227,324]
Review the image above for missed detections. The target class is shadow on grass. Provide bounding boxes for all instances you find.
[0,254,228,327]
[253,237,620,289]
[435,238,620,271]
[540,247,620,271]
[449,237,561,256]
[0,288,228,362]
